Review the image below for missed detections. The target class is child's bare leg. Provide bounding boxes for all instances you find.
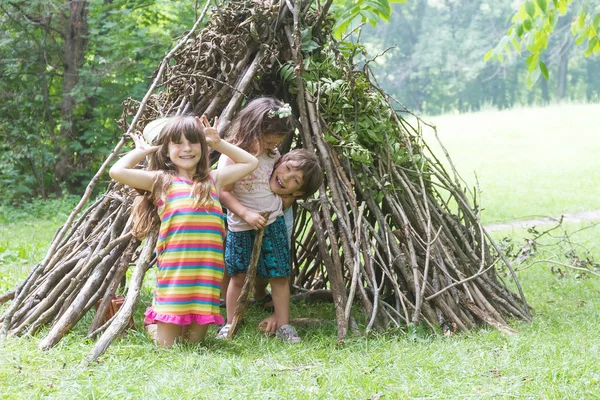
[185,322,209,343]
[270,276,290,328]
[226,273,246,323]
[156,322,182,348]
[253,278,273,308]
[253,277,269,299]
[221,268,230,305]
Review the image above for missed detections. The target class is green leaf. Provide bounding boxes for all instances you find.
[558,0,568,14]
[525,0,536,18]
[484,49,494,61]
[526,65,542,88]
[571,16,580,35]
[526,53,540,72]
[585,37,598,56]
[539,61,549,79]
[361,10,381,26]
[512,37,522,53]
[367,0,392,18]
[549,10,559,29]
[594,13,600,29]
[497,35,510,51]
[536,0,547,13]
[578,12,586,29]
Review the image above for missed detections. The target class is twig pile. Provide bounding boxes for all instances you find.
[0,0,530,362]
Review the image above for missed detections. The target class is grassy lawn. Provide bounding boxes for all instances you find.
[423,102,600,225]
[2,104,600,398]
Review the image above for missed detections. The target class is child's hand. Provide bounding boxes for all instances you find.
[244,211,267,230]
[258,314,278,335]
[197,115,221,148]
[131,133,160,154]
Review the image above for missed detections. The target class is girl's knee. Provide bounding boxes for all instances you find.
[186,323,209,343]
[270,276,290,287]
[231,273,246,287]
[156,322,183,347]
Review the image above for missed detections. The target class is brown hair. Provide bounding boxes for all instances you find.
[275,149,323,199]
[131,115,214,238]
[225,97,292,156]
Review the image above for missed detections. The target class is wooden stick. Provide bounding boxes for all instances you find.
[85,229,158,363]
[227,212,271,340]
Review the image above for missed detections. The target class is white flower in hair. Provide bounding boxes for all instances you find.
[268,103,292,119]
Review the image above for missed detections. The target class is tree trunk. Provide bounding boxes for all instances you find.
[555,29,574,101]
[55,0,89,192]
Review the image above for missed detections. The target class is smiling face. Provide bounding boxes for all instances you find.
[270,160,305,197]
[167,136,202,177]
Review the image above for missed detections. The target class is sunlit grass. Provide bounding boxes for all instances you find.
[423,102,600,224]
[2,210,600,398]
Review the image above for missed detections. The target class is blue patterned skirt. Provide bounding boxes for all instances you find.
[225,216,290,279]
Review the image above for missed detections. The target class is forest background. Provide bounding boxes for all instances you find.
[1,0,598,205]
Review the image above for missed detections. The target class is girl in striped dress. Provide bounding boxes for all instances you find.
[110,115,258,347]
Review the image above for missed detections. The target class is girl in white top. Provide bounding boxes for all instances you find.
[217,97,300,343]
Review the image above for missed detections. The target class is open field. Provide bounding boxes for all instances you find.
[423,102,600,225]
[1,104,600,398]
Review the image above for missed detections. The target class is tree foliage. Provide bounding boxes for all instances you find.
[0,0,198,202]
[330,0,406,38]
[356,0,600,114]
[2,0,599,204]
[487,0,600,86]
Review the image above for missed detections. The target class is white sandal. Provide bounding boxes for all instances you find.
[276,324,301,343]
[216,323,231,339]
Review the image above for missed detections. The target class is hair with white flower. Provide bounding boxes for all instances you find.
[226,97,294,156]
[268,103,292,119]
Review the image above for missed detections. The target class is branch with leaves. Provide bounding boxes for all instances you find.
[487,0,600,87]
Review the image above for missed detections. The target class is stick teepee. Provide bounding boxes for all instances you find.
[0,0,531,362]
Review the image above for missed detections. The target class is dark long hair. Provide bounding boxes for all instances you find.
[226,97,292,156]
[131,115,214,238]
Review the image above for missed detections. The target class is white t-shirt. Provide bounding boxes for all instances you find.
[219,151,283,232]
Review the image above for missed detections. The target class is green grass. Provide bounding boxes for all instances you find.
[2,104,600,398]
[423,102,600,224]
[1,261,600,398]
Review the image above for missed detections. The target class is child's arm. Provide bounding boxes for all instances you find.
[219,183,268,230]
[109,135,159,192]
[217,153,268,230]
[202,116,258,193]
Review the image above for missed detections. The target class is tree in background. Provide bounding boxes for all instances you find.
[356,0,599,114]
[2,0,598,202]
[0,0,198,201]
[488,0,600,88]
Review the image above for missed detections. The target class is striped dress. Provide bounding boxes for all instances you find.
[144,176,225,326]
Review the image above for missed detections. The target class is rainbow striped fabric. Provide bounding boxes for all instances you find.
[144,176,225,326]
